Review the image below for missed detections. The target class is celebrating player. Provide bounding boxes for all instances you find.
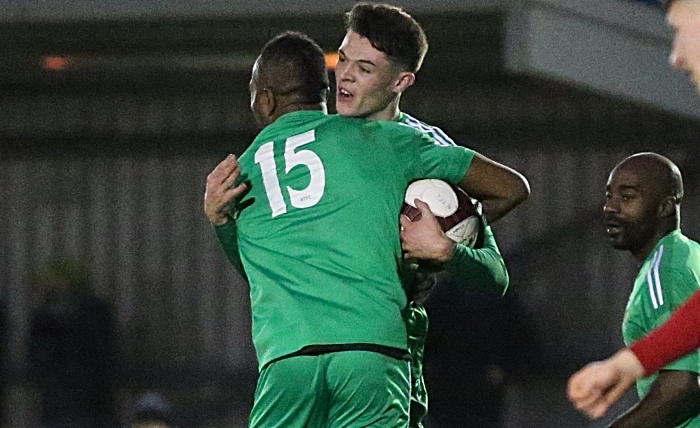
[336,3,529,425]
[206,4,530,426]
[205,31,492,427]
[572,153,700,427]
[568,0,700,419]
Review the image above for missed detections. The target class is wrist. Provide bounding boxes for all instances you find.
[210,214,231,227]
[611,348,645,380]
[436,239,456,263]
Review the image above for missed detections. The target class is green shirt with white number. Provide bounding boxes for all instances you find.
[229,110,473,370]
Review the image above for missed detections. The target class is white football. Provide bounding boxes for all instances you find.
[402,179,480,247]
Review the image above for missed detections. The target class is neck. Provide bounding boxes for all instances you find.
[273,101,327,123]
[365,96,402,122]
[633,224,678,262]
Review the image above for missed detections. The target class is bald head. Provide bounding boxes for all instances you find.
[613,152,683,205]
[604,152,683,260]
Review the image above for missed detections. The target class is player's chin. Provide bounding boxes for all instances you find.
[607,234,628,250]
[335,100,361,117]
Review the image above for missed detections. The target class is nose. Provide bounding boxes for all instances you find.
[336,62,354,82]
[670,40,684,69]
[603,199,618,214]
[670,52,683,69]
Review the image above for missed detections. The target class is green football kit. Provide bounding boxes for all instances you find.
[216,110,474,427]
[623,230,700,428]
[397,112,509,428]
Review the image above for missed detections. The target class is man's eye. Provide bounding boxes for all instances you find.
[360,67,370,73]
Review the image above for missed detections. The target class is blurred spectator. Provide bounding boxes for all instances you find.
[29,258,118,428]
[128,391,175,428]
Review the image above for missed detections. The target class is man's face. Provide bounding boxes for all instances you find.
[249,57,266,128]
[603,166,660,254]
[668,0,700,93]
[335,30,402,120]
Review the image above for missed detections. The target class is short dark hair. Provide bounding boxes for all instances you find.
[345,2,428,73]
[258,31,330,103]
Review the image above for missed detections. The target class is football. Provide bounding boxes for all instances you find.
[401,179,480,248]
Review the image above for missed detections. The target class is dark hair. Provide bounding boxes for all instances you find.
[257,31,330,103]
[345,2,428,73]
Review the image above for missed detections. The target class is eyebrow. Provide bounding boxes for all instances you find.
[338,48,377,67]
[618,185,640,192]
[606,184,639,192]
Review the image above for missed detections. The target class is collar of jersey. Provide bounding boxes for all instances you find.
[275,110,326,125]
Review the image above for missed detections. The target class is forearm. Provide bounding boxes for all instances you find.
[480,198,522,224]
[214,219,247,280]
[631,291,700,375]
[610,371,700,428]
[609,403,676,428]
[441,225,508,296]
[611,397,699,427]
[457,153,530,224]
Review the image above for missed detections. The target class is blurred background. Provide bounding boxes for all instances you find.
[2,0,700,426]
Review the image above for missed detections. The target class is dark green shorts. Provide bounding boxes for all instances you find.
[249,350,410,428]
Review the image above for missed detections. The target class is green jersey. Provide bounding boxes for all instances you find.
[396,112,509,428]
[232,110,473,370]
[397,112,509,293]
[623,230,700,428]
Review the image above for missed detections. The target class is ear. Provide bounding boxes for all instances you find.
[658,196,676,218]
[392,71,416,94]
[260,88,277,120]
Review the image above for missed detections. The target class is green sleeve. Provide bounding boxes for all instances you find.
[441,221,509,297]
[213,219,247,281]
[395,126,474,184]
[415,133,474,184]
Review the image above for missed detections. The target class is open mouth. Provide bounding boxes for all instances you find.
[337,87,353,100]
[605,222,622,235]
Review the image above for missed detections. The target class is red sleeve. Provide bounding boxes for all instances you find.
[631,290,700,376]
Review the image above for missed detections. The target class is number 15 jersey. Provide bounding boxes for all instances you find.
[235,110,474,370]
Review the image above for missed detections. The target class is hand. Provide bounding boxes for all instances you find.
[400,199,454,263]
[567,349,644,419]
[204,154,248,226]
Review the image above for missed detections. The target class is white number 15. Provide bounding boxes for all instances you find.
[254,129,326,218]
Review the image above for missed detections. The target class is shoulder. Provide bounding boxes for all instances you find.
[317,114,379,135]
[362,119,427,144]
[649,233,700,301]
[399,113,456,147]
[658,232,700,271]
